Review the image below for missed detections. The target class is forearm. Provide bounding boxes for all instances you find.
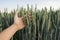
[0,24,18,40]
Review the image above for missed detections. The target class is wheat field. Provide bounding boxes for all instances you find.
[0,5,60,40]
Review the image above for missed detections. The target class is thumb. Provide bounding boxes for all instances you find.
[15,10,18,18]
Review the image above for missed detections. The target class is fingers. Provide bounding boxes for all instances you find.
[18,14,32,26]
[14,10,18,18]
[21,14,32,18]
[21,15,26,19]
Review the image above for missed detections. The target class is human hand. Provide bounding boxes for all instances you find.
[14,11,25,30]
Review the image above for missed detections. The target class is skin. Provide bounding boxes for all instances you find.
[0,11,25,40]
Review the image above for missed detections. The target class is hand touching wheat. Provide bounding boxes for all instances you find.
[0,10,32,40]
[14,11,25,30]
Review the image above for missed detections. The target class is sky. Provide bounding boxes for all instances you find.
[0,0,60,12]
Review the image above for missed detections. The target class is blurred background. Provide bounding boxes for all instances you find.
[0,0,60,12]
[0,0,60,40]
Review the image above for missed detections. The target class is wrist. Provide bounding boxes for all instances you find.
[12,24,19,31]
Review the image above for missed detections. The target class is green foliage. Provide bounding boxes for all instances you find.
[0,6,60,40]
